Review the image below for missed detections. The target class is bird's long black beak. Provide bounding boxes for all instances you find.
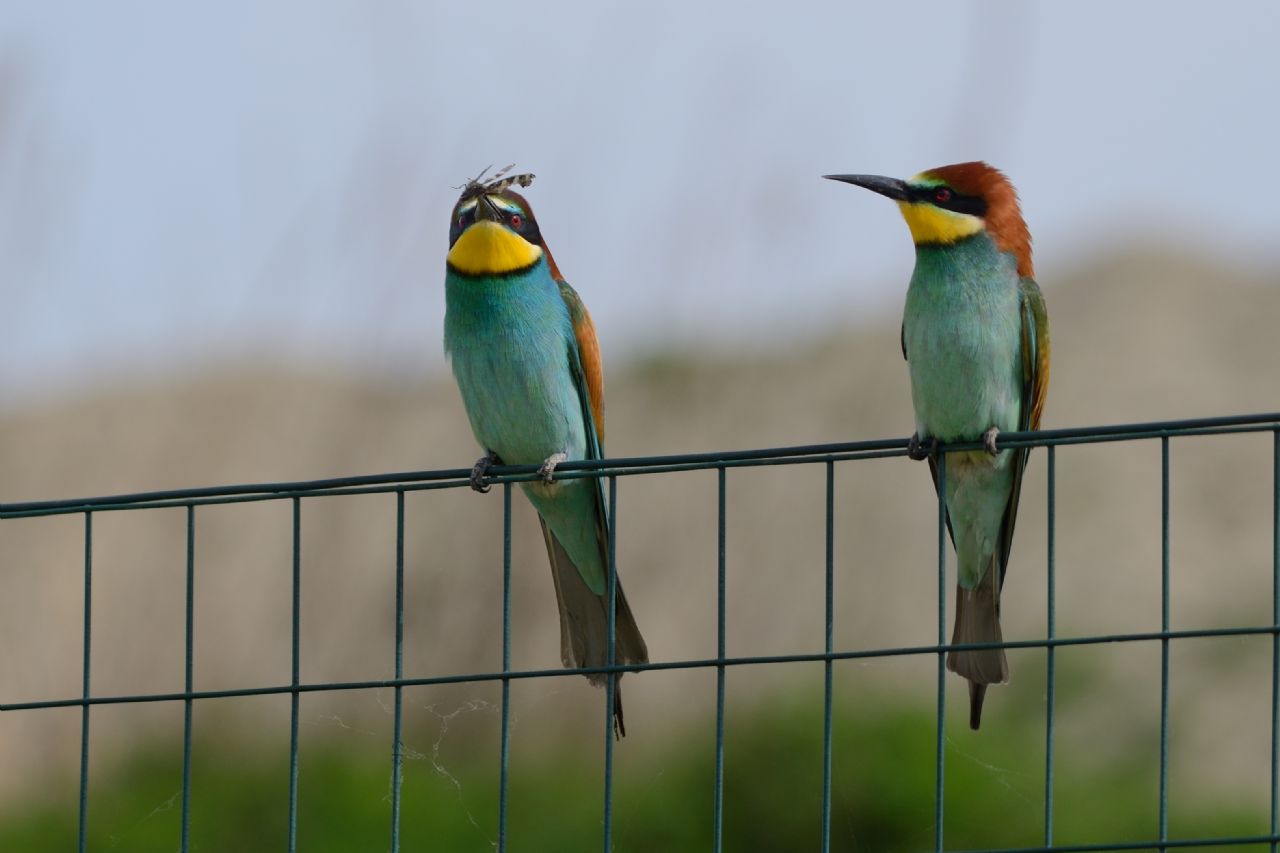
[474,193,503,222]
[822,174,910,201]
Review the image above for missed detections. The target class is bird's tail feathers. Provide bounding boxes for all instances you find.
[541,522,648,737]
[947,560,1008,730]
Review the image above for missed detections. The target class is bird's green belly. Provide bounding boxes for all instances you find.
[451,344,586,467]
[904,298,1022,443]
[908,341,1020,441]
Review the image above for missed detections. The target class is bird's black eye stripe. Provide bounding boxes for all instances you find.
[905,185,935,204]
[908,185,988,217]
[503,207,540,241]
[447,201,544,248]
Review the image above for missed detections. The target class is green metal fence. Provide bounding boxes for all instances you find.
[2,411,1279,852]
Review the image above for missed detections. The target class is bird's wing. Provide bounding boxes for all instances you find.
[993,276,1051,589]
[559,280,606,446]
[556,279,610,567]
[1020,277,1051,432]
[901,322,907,361]
[546,281,647,671]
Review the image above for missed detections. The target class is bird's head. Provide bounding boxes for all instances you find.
[824,161,1032,277]
[447,165,562,279]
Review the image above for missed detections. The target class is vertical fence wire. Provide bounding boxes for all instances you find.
[1272,429,1279,853]
[1044,447,1056,847]
[1159,438,1171,852]
[390,491,405,852]
[77,511,92,853]
[935,452,948,853]
[289,497,301,852]
[714,466,727,853]
[602,475,618,853]
[821,460,835,853]
[181,505,195,852]
[499,482,513,852]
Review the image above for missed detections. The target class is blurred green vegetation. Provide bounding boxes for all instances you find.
[0,681,1266,853]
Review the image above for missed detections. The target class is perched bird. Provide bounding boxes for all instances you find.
[824,162,1050,729]
[443,166,648,736]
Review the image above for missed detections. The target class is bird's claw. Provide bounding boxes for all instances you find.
[982,426,1000,457]
[537,451,568,485]
[907,432,936,461]
[470,451,502,493]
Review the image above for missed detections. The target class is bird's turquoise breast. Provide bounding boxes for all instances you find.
[443,262,586,466]
[903,235,1023,442]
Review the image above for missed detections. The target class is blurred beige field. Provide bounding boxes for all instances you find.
[0,246,1277,814]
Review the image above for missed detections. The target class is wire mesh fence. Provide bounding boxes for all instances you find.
[2,411,1279,852]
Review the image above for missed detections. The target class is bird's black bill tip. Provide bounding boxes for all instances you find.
[822,173,910,201]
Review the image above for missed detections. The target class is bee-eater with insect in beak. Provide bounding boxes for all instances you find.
[824,162,1050,729]
[443,167,648,737]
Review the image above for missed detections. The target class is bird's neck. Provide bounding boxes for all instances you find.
[443,262,567,350]
[907,233,1020,306]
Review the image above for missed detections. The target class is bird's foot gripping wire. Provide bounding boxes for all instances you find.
[537,451,568,485]
[982,426,1000,457]
[907,432,937,461]
[469,451,503,493]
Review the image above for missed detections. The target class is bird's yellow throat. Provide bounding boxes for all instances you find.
[447,221,543,276]
[896,201,984,246]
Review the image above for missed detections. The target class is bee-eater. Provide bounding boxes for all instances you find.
[443,167,648,736]
[824,162,1050,729]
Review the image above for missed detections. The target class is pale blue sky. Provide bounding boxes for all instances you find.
[0,1,1276,402]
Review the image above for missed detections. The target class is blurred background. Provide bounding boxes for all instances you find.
[1,1,1278,849]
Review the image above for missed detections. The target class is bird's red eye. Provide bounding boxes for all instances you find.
[935,188,952,203]
[510,214,522,228]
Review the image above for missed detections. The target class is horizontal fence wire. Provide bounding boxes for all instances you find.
[4,624,1280,712]
[2,412,1278,518]
[2,411,1280,853]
